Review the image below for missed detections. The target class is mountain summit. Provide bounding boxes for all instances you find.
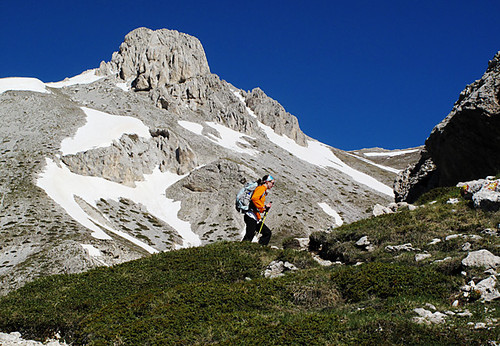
[0,28,410,294]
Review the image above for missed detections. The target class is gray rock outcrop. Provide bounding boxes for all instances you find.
[395,51,500,202]
[62,130,197,186]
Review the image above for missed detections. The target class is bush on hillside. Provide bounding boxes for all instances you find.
[331,262,460,302]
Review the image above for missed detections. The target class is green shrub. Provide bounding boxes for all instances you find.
[331,262,460,302]
[415,186,461,205]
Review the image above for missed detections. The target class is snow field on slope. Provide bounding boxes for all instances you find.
[179,120,258,156]
[363,148,419,157]
[229,92,394,197]
[45,69,103,88]
[0,77,49,94]
[0,70,103,95]
[37,107,201,253]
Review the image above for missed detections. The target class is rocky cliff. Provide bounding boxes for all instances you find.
[0,27,410,295]
[395,51,500,202]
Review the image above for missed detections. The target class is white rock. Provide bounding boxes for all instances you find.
[457,310,473,317]
[415,253,432,262]
[433,257,452,264]
[474,322,487,329]
[385,243,420,252]
[428,238,442,245]
[373,204,393,217]
[462,249,500,268]
[0,332,68,345]
[461,242,472,251]
[473,189,500,210]
[476,276,500,302]
[446,234,462,241]
[425,303,437,311]
[413,308,447,324]
[355,236,370,247]
[484,268,498,276]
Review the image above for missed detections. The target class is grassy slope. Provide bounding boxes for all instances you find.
[0,188,498,345]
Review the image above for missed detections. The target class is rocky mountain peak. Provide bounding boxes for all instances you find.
[98,27,210,91]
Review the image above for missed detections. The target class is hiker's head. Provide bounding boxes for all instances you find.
[262,175,275,189]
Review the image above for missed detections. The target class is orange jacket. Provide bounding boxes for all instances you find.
[251,185,268,220]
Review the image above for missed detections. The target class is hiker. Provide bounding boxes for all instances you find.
[242,175,275,245]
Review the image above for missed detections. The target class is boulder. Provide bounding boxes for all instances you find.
[475,276,500,302]
[462,249,500,269]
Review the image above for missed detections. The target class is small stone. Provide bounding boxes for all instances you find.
[415,253,432,262]
[355,236,370,247]
[474,322,487,329]
[385,243,420,252]
[428,238,442,245]
[457,310,472,317]
[425,303,437,311]
[461,242,472,251]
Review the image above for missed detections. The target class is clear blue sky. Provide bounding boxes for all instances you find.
[1,0,499,150]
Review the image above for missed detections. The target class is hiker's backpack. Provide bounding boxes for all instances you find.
[235,181,258,213]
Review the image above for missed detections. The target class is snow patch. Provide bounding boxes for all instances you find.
[61,107,151,155]
[205,122,258,156]
[0,77,49,94]
[258,122,394,196]
[116,82,130,91]
[232,91,257,118]
[46,69,103,88]
[346,152,401,173]
[179,120,258,156]
[363,149,419,157]
[81,244,102,257]
[37,107,201,251]
[37,159,200,251]
[318,202,343,226]
[179,120,204,135]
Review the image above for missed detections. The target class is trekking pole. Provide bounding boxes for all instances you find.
[256,211,268,237]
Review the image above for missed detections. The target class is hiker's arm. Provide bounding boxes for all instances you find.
[251,185,267,213]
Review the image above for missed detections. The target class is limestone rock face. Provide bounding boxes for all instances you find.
[395,51,500,202]
[246,88,308,146]
[98,28,308,147]
[99,27,210,89]
[61,130,197,186]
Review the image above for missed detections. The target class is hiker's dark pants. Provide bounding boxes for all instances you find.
[242,214,272,245]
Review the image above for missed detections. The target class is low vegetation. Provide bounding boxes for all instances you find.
[0,187,498,344]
